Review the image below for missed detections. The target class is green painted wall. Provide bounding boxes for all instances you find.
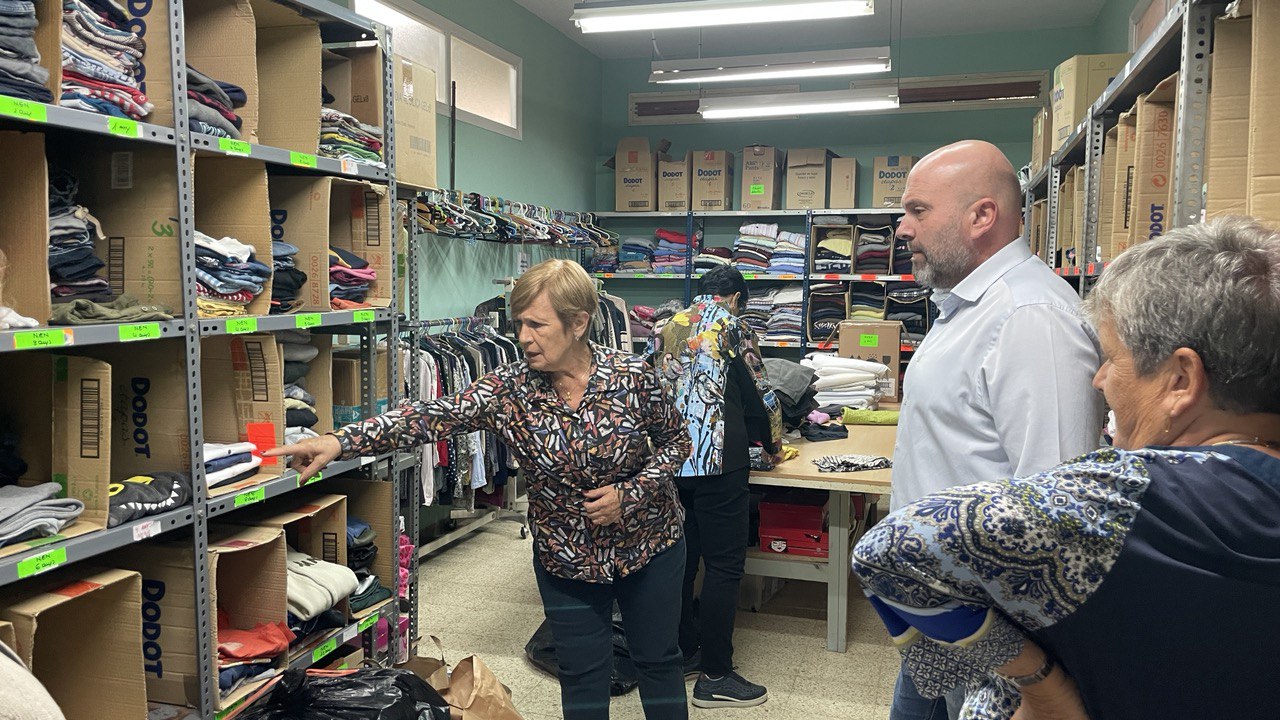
[1092,0,1144,53]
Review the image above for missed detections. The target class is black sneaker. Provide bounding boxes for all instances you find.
[683,650,702,680]
[691,671,769,708]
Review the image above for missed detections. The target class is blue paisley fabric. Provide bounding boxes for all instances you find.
[333,343,692,583]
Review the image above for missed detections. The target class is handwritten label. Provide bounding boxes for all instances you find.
[0,95,47,123]
[132,519,162,541]
[295,313,322,329]
[17,547,66,578]
[297,471,323,488]
[290,151,317,168]
[359,614,378,632]
[119,322,160,341]
[742,273,757,279]
[225,317,258,334]
[14,329,68,349]
[749,183,765,195]
[859,333,879,348]
[774,341,792,347]
[778,274,797,279]
[602,273,614,278]
[233,487,265,508]
[353,309,375,323]
[658,273,676,279]
[219,137,252,156]
[312,637,338,664]
[107,117,141,138]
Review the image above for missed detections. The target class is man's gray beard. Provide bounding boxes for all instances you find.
[909,231,975,289]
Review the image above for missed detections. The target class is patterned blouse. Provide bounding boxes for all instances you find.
[332,343,692,583]
[852,445,1280,720]
[648,295,782,476]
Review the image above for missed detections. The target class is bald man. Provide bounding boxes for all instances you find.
[882,141,1104,720]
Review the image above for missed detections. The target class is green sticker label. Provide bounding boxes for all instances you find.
[295,313,322,329]
[219,137,252,156]
[312,637,338,663]
[17,547,66,579]
[749,183,765,195]
[0,95,47,123]
[297,471,323,488]
[234,487,265,508]
[13,329,66,349]
[659,273,676,278]
[107,117,140,138]
[225,317,258,334]
[118,323,161,342]
[859,333,879,348]
[358,614,378,632]
[290,151,318,168]
[742,273,756,279]
[353,309,375,323]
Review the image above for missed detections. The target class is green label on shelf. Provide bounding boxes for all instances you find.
[859,333,879,348]
[118,322,161,342]
[297,471,323,488]
[17,547,66,579]
[13,329,66,350]
[295,313,322,329]
[358,614,378,632]
[353,309,376,323]
[0,95,47,123]
[658,273,676,279]
[234,487,266,508]
[290,151,318,168]
[749,183,765,196]
[107,117,140,138]
[225,317,258,334]
[312,637,338,663]
[219,137,252,156]
[742,273,757,279]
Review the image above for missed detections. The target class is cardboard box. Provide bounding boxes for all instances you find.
[250,0,321,152]
[202,334,285,494]
[785,148,834,209]
[0,568,147,720]
[1128,73,1178,251]
[1051,53,1131,147]
[692,150,734,211]
[615,137,658,212]
[871,155,919,208]
[1131,0,1177,50]
[230,494,348,618]
[184,0,260,140]
[333,345,389,425]
[657,153,692,212]
[1249,1,1280,224]
[269,176,332,312]
[740,146,785,210]
[330,179,392,307]
[195,156,274,315]
[836,321,902,400]
[1207,14,1252,218]
[1057,167,1078,267]
[1031,106,1052,174]
[85,343,191,482]
[110,526,288,710]
[0,132,50,326]
[325,477,396,617]
[1072,165,1086,267]
[303,335,335,434]
[1098,127,1118,262]
[853,223,894,273]
[1110,111,1138,256]
[828,158,858,209]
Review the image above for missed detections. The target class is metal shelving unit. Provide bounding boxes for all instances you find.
[1027,0,1218,294]
[0,1,415,716]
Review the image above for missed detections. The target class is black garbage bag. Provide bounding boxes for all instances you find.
[238,668,451,720]
[524,605,638,696]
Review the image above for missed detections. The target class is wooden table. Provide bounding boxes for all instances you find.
[746,426,895,652]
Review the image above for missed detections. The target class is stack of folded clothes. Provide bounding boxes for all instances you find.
[741,293,771,336]
[0,0,51,102]
[893,236,912,274]
[629,304,655,339]
[50,295,172,325]
[0,482,84,547]
[762,358,819,430]
[763,285,804,343]
[807,282,848,341]
[887,282,931,345]
[653,228,693,273]
[60,0,153,119]
[588,248,618,273]
[195,231,271,317]
[769,230,807,275]
[48,169,112,301]
[733,223,777,274]
[813,229,852,275]
[286,607,344,649]
[108,472,191,527]
[286,546,358,621]
[849,281,886,320]
[203,441,262,489]
[217,608,290,700]
[854,225,894,274]
[278,330,320,435]
[618,236,655,272]
[270,241,306,315]
[693,246,731,273]
[346,514,392,613]
[800,353,888,411]
[187,65,246,139]
[329,246,376,310]
[319,107,384,166]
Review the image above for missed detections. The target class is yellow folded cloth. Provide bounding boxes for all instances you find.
[841,408,900,425]
[197,297,247,318]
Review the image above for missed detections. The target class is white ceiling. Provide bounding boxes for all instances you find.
[512,0,1107,60]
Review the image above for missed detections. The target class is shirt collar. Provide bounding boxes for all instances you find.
[528,342,609,396]
[936,239,1032,317]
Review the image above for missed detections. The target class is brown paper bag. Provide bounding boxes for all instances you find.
[441,655,524,720]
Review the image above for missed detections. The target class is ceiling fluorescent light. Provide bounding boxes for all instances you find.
[699,88,899,119]
[650,48,890,84]
[571,0,874,34]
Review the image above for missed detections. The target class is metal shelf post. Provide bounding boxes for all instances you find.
[1046,166,1063,267]
[1079,116,1107,296]
[1172,1,1215,229]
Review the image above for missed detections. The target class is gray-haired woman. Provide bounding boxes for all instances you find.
[852,216,1280,720]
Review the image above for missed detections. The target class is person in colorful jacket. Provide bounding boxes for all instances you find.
[648,266,783,709]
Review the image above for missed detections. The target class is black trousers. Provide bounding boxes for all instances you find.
[676,466,750,676]
[534,538,688,720]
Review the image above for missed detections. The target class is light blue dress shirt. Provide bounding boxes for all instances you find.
[890,239,1105,511]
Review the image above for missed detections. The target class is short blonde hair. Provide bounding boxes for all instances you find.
[510,259,597,332]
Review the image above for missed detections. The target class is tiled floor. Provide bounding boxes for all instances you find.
[418,522,898,719]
